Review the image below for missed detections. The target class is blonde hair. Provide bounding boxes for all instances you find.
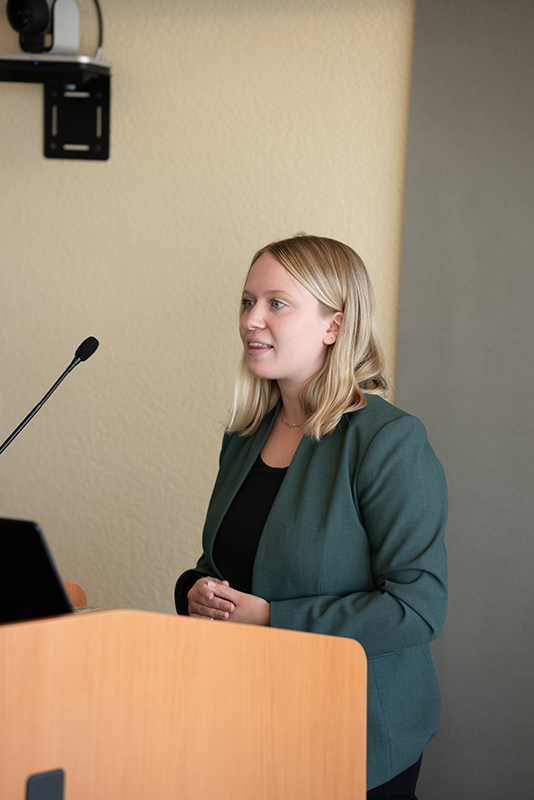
[226,234,388,439]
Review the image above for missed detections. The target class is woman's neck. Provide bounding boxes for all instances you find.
[278,387,306,428]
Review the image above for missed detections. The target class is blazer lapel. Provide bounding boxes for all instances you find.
[202,406,279,564]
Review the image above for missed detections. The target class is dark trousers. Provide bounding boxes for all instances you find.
[367,756,423,800]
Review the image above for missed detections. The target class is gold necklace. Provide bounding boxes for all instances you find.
[280,415,304,429]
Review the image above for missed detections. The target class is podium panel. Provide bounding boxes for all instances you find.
[0,610,366,799]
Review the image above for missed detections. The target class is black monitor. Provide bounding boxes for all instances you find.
[0,518,72,623]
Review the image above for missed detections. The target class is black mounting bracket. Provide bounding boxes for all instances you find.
[0,55,111,160]
[44,75,110,160]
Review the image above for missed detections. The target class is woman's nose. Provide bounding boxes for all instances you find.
[246,304,266,329]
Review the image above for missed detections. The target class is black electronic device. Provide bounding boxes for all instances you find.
[0,51,110,82]
[0,518,72,624]
[1,0,111,159]
[6,0,80,55]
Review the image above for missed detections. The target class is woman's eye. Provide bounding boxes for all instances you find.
[242,298,254,309]
[271,300,285,309]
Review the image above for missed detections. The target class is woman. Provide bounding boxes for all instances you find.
[175,234,447,798]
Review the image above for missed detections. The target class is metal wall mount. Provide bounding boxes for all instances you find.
[0,55,111,160]
[44,75,110,160]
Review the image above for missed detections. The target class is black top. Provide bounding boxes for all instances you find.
[212,454,288,593]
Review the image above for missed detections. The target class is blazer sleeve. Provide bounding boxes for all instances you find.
[268,415,448,658]
[174,432,233,615]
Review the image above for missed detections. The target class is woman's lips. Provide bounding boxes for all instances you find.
[246,341,272,353]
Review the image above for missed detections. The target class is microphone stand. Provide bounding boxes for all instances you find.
[0,337,99,456]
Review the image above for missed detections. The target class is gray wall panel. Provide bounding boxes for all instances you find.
[397,1,534,797]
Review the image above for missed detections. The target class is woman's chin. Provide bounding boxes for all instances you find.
[247,365,273,380]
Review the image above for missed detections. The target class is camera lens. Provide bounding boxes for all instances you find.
[7,1,31,31]
[7,0,49,34]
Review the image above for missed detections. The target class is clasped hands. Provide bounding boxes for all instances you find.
[187,577,270,626]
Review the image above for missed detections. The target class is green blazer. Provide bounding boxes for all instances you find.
[175,395,448,790]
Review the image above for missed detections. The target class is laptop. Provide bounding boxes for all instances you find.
[0,518,73,623]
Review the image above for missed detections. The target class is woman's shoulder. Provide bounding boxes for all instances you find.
[348,393,419,426]
[341,394,430,449]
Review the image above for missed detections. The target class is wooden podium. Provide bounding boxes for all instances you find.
[0,610,366,799]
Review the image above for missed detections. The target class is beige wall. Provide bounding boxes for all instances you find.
[0,0,414,613]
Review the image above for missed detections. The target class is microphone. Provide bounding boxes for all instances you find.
[75,336,99,362]
[0,337,99,456]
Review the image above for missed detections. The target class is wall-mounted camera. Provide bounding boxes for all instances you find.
[1,0,111,160]
[7,0,80,56]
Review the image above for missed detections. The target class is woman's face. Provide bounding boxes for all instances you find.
[239,252,336,392]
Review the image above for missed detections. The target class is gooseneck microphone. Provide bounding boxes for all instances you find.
[0,337,99,456]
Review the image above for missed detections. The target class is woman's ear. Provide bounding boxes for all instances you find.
[323,312,344,345]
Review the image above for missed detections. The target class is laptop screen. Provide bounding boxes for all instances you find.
[0,518,73,623]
